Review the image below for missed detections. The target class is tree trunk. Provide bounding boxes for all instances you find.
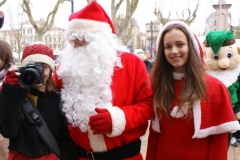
[21,0,62,41]
[111,0,139,38]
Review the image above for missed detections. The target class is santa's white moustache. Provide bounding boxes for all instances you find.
[57,31,121,132]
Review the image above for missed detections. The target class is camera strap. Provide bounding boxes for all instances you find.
[21,97,60,158]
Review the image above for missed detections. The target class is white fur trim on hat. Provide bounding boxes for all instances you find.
[105,106,126,137]
[68,19,112,33]
[21,54,55,71]
[157,21,201,58]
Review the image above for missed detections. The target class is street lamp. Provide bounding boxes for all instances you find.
[65,0,74,13]
[150,21,153,58]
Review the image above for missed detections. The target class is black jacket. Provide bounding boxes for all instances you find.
[0,83,78,159]
[143,59,154,73]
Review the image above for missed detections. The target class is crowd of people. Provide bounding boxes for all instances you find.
[0,1,239,160]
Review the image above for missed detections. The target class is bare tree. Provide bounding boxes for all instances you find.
[85,0,139,38]
[111,0,139,38]
[154,0,199,26]
[0,0,7,7]
[235,16,240,39]
[176,0,199,25]
[86,0,99,4]
[21,0,62,41]
[154,7,171,26]
[8,5,24,62]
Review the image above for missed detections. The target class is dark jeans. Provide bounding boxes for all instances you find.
[232,120,240,139]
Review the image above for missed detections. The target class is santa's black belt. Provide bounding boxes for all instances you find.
[76,138,141,160]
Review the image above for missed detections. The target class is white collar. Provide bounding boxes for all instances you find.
[173,72,185,80]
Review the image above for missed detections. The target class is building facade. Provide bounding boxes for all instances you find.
[121,17,141,52]
[0,19,64,62]
[205,0,232,34]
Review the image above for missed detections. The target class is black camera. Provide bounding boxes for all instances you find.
[18,61,44,88]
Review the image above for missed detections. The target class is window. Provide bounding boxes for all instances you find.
[28,29,32,34]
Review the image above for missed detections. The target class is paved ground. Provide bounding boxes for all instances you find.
[0,134,8,160]
[228,144,240,160]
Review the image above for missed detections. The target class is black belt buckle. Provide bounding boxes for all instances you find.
[87,152,95,160]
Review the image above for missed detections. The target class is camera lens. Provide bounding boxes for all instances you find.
[19,68,40,87]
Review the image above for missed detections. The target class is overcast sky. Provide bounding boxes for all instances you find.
[1,0,240,34]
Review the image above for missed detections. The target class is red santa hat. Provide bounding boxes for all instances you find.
[21,42,55,71]
[68,1,116,34]
[157,21,204,60]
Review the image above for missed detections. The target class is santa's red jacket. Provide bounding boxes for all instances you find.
[53,52,154,160]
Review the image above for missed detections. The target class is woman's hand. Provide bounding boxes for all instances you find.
[4,68,20,86]
[0,11,4,18]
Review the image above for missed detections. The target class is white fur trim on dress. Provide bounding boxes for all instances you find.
[152,99,240,137]
[192,100,240,138]
[151,117,161,133]
[106,107,126,137]
[173,72,185,80]
[157,21,200,59]
[151,106,161,133]
[171,106,188,118]
[193,121,240,138]
[68,19,112,33]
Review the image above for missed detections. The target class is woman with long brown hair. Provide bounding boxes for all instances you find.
[146,21,240,160]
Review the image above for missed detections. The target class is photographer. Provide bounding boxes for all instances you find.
[0,40,14,159]
[0,42,77,160]
[0,40,14,84]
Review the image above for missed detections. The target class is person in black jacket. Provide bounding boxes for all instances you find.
[0,42,78,160]
[143,59,154,74]
[0,40,14,84]
[0,40,14,159]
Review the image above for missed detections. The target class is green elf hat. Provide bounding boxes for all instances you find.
[206,30,234,54]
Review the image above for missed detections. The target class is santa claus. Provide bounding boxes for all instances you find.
[53,1,153,160]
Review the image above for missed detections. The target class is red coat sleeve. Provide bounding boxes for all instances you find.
[53,65,63,89]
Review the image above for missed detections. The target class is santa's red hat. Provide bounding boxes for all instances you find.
[68,1,116,34]
[21,42,55,71]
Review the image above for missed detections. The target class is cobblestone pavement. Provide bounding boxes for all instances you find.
[228,144,240,160]
[0,134,8,160]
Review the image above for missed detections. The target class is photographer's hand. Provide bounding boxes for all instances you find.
[4,68,20,86]
[0,11,4,18]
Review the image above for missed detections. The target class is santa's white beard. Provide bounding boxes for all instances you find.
[57,31,121,132]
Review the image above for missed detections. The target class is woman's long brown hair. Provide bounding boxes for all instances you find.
[46,70,56,92]
[0,40,14,70]
[150,25,206,119]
